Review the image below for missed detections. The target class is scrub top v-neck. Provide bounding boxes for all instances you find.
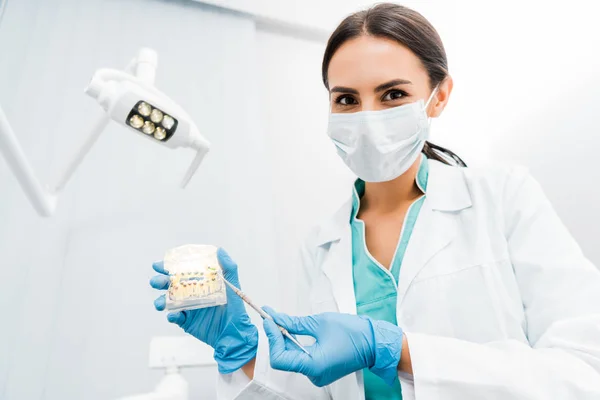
[351,155,429,400]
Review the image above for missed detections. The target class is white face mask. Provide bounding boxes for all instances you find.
[327,88,438,182]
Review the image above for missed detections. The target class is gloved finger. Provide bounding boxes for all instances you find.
[263,318,308,351]
[152,260,168,275]
[167,311,187,326]
[264,319,313,374]
[261,306,303,348]
[217,248,240,285]
[264,318,286,358]
[150,275,170,290]
[154,294,166,311]
[263,306,316,336]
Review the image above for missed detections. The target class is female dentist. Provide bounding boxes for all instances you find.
[150,3,600,399]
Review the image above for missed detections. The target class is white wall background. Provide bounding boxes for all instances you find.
[0,0,276,399]
[1,0,600,399]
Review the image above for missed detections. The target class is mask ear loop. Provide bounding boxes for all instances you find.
[423,85,440,118]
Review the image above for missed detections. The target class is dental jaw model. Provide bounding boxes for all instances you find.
[164,244,227,312]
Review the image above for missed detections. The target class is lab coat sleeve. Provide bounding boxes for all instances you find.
[216,240,331,400]
[406,167,600,399]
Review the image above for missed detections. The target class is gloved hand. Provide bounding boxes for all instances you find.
[262,307,403,387]
[151,248,258,374]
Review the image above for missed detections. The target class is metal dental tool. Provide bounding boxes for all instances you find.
[221,277,311,355]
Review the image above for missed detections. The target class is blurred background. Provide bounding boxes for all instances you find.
[0,0,599,398]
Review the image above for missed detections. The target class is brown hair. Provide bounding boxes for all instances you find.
[322,3,466,167]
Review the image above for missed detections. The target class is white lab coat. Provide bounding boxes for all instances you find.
[217,160,600,399]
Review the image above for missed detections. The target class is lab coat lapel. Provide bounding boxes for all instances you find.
[396,204,455,305]
[323,229,357,315]
[397,161,472,306]
[317,199,358,315]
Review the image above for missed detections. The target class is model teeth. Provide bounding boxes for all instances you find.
[168,270,224,301]
[163,244,227,311]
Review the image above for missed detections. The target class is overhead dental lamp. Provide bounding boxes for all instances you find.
[0,47,211,217]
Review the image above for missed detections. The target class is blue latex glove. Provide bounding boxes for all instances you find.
[151,248,258,374]
[263,306,403,387]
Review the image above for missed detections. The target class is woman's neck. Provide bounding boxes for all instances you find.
[360,156,424,214]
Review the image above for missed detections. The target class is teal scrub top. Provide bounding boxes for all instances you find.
[351,156,429,400]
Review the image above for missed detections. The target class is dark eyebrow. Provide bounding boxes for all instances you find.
[330,86,359,94]
[374,79,412,93]
[330,79,412,95]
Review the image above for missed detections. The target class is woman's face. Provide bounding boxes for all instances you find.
[327,35,452,116]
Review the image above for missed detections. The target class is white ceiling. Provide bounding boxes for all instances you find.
[194,0,443,39]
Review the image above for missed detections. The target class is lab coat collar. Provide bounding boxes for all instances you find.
[315,160,472,247]
[427,160,472,212]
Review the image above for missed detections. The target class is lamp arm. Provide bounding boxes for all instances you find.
[49,114,110,193]
[0,49,159,217]
[0,105,57,216]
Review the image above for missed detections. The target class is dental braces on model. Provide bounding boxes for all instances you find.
[168,268,222,300]
[164,244,227,312]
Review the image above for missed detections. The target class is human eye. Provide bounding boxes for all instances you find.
[334,94,359,106]
[382,89,408,102]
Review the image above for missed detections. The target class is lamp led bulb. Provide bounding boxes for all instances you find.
[138,102,152,116]
[154,127,167,140]
[142,121,156,134]
[150,109,163,123]
[129,115,144,129]
[162,115,175,130]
